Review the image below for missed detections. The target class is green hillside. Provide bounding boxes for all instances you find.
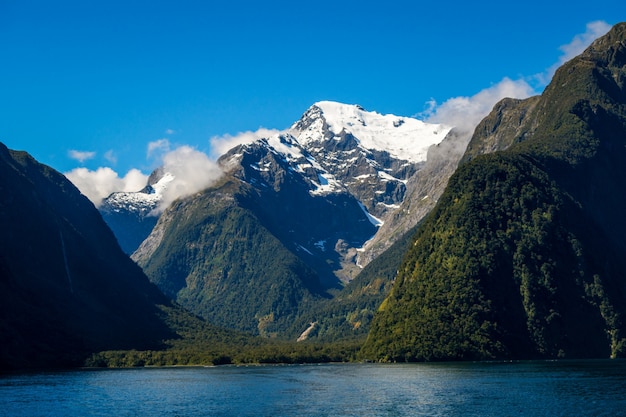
[361,22,626,361]
[134,178,329,338]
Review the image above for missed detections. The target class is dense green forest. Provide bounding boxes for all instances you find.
[134,178,330,339]
[362,153,624,360]
[85,305,362,367]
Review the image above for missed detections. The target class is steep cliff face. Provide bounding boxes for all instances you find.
[362,22,626,361]
[0,143,174,370]
[357,128,471,265]
[460,96,542,164]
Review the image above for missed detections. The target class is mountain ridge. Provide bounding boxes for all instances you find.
[132,102,453,337]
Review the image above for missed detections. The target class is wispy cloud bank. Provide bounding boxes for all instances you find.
[536,20,612,86]
[66,143,226,211]
[421,20,611,136]
[155,145,224,213]
[422,77,536,134]
[68,149,96,163]
[147,138,171,159]
[104,150,117,165]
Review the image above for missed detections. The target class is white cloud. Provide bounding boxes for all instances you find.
[68,149,96,163]
[560,21,611,60]
[104,149,117,165]
[418,78,536,161]
[147,138,171,159]
[156,145,224,213]
[65,142,225,212]
[209,127,282,158]
[165,128,176,135]
[536,20,611,86]
[421,20,611,138]
[65,167,148,207]
[423,77,536,134]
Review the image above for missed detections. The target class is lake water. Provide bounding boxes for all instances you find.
[1,360,625,416]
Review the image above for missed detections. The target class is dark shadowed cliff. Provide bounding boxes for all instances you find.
[0,143,175,370]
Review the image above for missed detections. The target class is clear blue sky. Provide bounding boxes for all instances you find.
[1,0,624,177]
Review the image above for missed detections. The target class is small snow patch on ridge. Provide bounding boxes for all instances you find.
[266,134,303,162]
[358,202,383,227]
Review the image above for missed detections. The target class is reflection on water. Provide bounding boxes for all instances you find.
[1,360,625,417]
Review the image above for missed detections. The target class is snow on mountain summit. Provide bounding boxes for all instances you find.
[294,101,451,164]
[102,171,174,214]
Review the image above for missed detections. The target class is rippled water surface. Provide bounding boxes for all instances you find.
[2,360,625,416]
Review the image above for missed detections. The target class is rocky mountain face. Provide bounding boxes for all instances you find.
[357,128,473,265]
[133,102,451,337]
[0,143,175,370]
[99,168,174,254]
[362,22,626,361]
[289,102,449,219]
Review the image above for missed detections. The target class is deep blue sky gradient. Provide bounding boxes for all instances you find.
[1,0,624,174]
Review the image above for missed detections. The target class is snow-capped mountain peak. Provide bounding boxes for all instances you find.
[293,101,451,164]
[101,170,175,214]
[222,101,453,227]
[264,133,305,162]
[149,171,175,196]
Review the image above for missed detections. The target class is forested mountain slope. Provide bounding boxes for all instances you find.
[362,22,626,361]
[132,176,331,338]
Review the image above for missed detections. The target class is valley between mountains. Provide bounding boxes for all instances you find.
[2,22,626,369]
